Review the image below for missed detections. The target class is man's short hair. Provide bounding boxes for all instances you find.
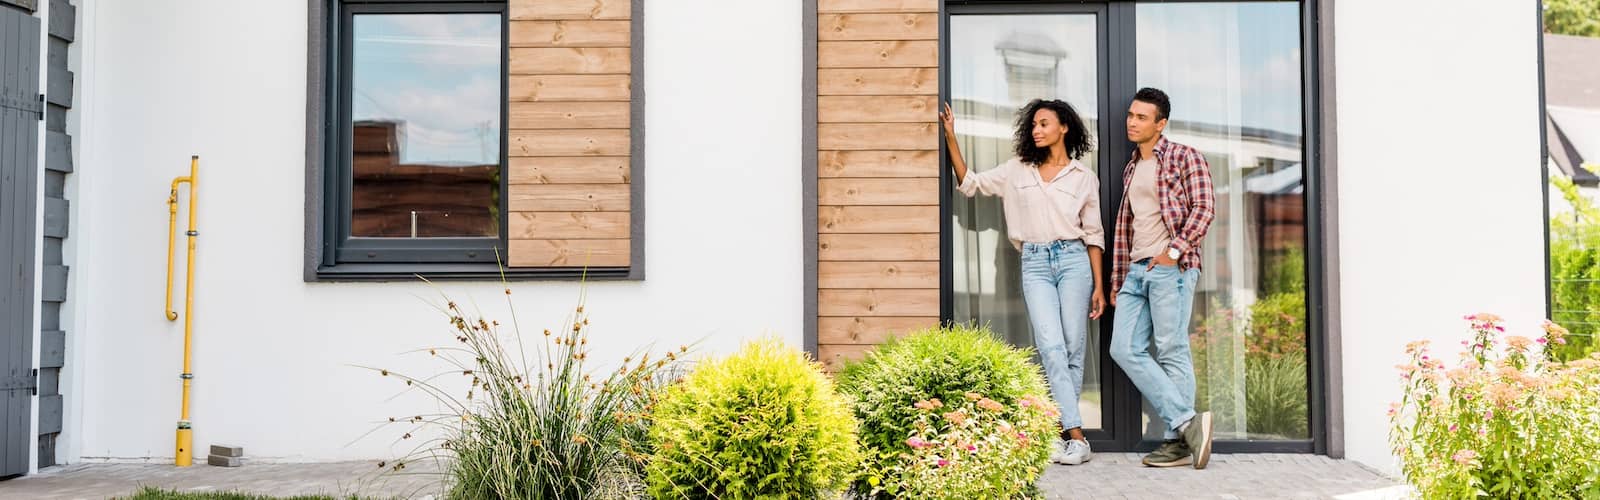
[1134,87,1171,121]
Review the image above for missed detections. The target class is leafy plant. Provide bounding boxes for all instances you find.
[646,338,860,499]
[364,286,683,500]
[1545,0,1600,38]
[1189,289,1310,439]
[1390,314,1600,499]
[889,393,1061,499]
[1242,352,1308,439]
[837,325,1055,498]
[1550,173,1600,361]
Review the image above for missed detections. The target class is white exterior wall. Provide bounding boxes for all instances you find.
[1334,0,1547,473]
[66,0,802,461]
[56,0,1552,472]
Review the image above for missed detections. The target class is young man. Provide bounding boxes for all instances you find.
[1109,88,1217,469]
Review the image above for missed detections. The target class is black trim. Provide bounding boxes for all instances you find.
[803,0,819,357]
[313,264,631,281]
[1300,0,1330,457]
[330,2,504,266]
[1538,0,1552,321]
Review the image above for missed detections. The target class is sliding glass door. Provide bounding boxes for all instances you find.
[942,0,1318,453]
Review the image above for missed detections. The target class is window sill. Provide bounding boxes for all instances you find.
[309,263,637,282]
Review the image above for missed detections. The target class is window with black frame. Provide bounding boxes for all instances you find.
[323,1,506,268]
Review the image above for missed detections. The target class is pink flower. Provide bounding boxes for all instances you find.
[1449,424,1459,432]
[1452,449,1478,465]
[967,444,978,452]
[906,437,929,449]
[937,459,949,467]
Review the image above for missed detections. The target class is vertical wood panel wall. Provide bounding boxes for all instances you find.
[815,0,941,370]
[507,0,635,268]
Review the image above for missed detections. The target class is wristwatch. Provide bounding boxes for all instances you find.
[1166,247,1182,260]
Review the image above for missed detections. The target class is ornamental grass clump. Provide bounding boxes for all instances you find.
[837,325,1057,499]
[1389,314,1600,499]
[363,285,684,500]
[646,338,861,499]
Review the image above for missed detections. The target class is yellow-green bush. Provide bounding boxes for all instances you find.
[646,339,861,499]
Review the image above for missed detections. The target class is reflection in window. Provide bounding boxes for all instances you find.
[949,14,1103,430]
[1136,2,1309,441]
[350,14,501,238]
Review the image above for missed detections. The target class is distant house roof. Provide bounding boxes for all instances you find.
[1545,34,1600,110]
[1544,34,1600,186]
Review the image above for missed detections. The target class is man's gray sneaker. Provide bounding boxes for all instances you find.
[1182,411,1215,470]
[1141,439,1192,467]
[1055,439,1092,465]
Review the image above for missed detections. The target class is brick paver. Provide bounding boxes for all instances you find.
[1038,453,1407,500]
[0,454,1406,499]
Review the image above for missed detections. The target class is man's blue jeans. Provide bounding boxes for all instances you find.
[1110,261,1200,439]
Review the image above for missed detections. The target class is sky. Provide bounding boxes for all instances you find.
[351,13,501,165]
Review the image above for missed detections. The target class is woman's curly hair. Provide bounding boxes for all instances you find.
[1013,99,1094,166]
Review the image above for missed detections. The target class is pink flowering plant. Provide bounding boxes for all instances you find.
[884,392,1060,499]
[1388,314,1600,499]
[837,325,1057,499]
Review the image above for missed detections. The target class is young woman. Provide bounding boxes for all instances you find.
[940,99,1106,465]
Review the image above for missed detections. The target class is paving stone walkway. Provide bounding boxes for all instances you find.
[1037,453,1409,500]
[0,454,1406,499]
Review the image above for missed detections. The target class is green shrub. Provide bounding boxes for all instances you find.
[646,338,861,499]
[1189,290,1310,440]
[1550,174,1600,361]
[1248,291,1306,360]
[837,325,1055,499]
[367,291,682,500]
[1391,314,1600,499]
[1243,352,1308,439]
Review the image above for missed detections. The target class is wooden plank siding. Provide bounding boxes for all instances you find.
[507,1,635,269]
[815,0,941,369]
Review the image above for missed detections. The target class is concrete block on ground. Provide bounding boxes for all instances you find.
[208,455,243,467]
[210,444,244,457]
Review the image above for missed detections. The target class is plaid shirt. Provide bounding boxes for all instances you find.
[1112,136,1216,294]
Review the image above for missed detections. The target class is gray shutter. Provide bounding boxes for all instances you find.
[0,5,42,479]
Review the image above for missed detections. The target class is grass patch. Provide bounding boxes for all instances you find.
[116,487,363,500]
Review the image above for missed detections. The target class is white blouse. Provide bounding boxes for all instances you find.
[956,157,1105,251]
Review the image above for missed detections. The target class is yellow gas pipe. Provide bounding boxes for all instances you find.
[164,155,199,467]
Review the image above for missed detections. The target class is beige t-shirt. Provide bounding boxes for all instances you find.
[956,157,1104,251]
[1128,158,1173,262]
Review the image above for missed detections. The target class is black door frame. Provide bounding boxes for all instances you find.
[938,0,1327,455]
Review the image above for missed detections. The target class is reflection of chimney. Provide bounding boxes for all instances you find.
[996,32,1068,104]
[353,120,401,156]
